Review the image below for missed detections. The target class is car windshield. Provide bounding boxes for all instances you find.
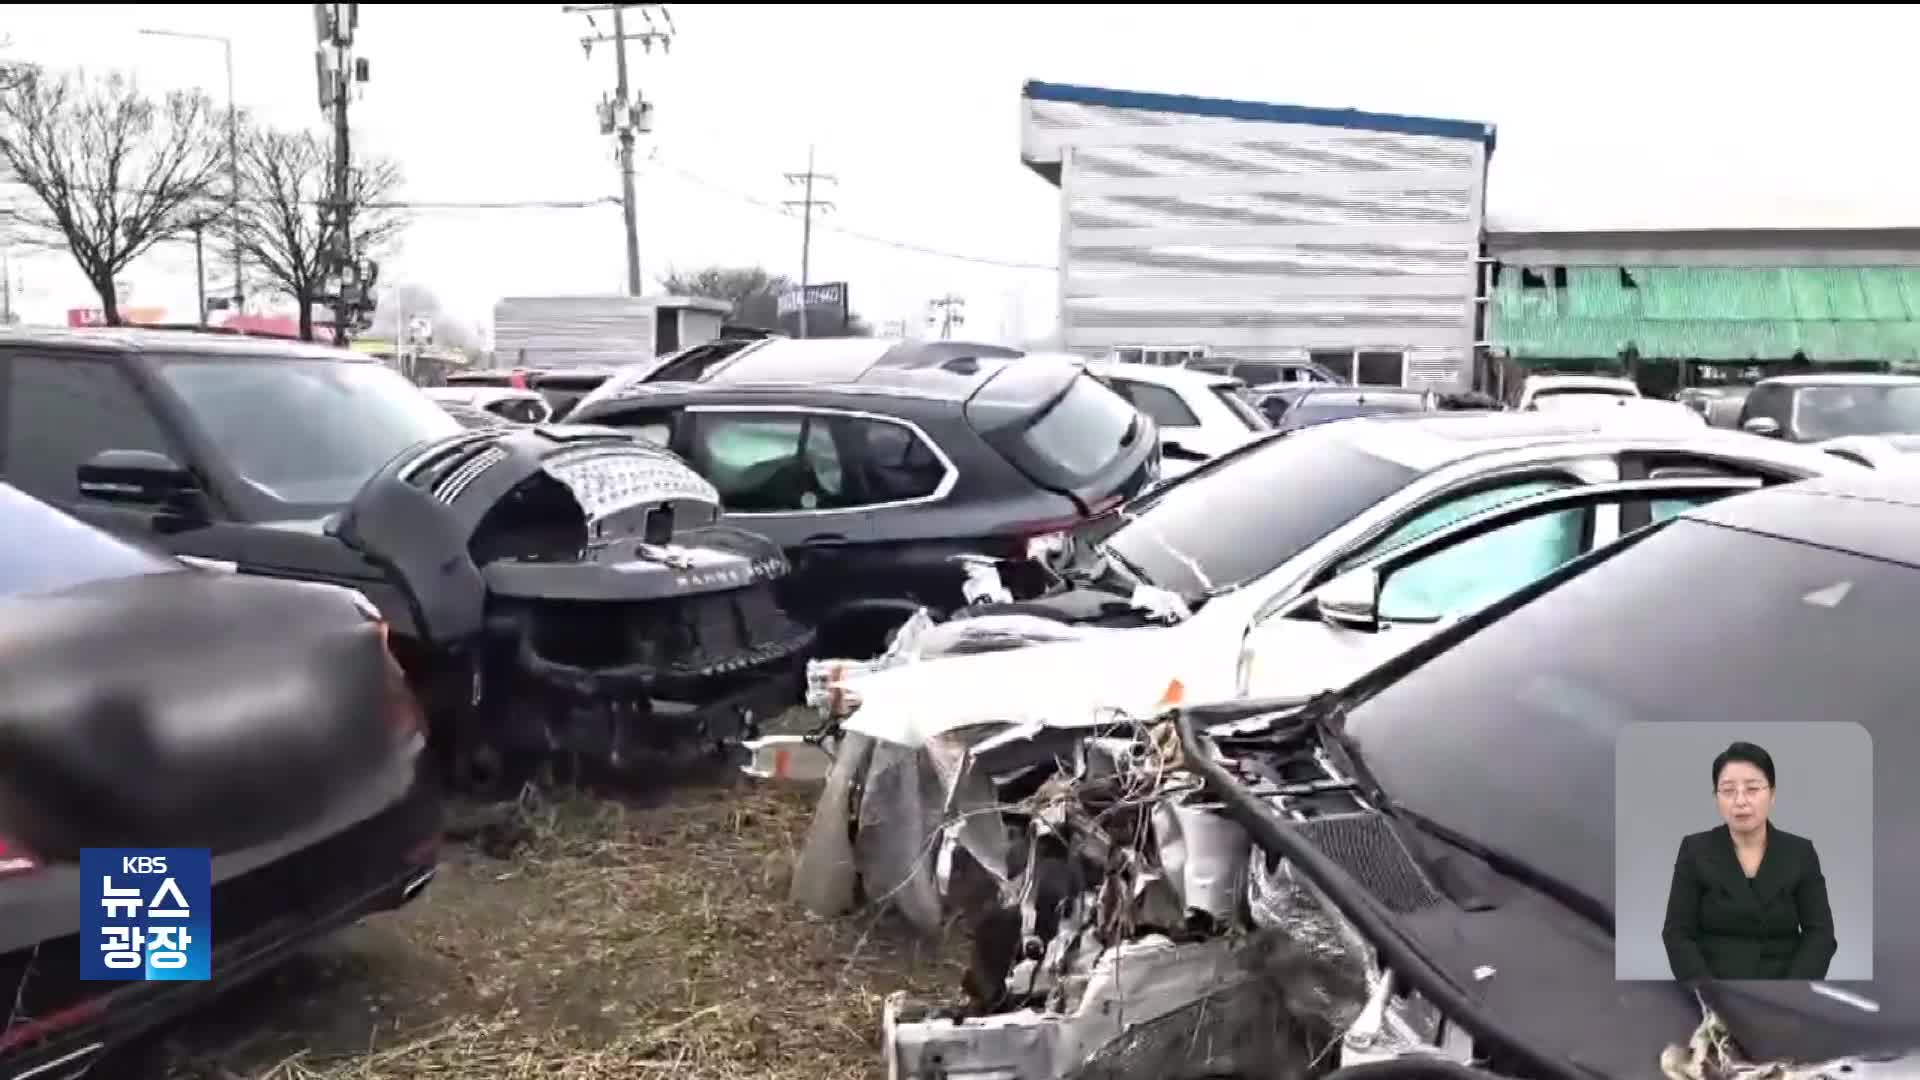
[154,355,464,513]
[1794,384,1920,439]
[1100,425,1417,598]
[1211,384,1270,430]
[0,483,178,597]
[1342,517,1919,937]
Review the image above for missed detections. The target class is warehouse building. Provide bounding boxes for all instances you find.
[1482,193,1920,399]
[1020,80,1497,390]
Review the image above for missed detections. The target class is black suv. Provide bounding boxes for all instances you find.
[566,337,1162,657]
[0,328,815,785]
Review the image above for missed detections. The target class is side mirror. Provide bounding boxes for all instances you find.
[1310,566,1380,633]
[1742,417,1782,438]
[76,449,203,512]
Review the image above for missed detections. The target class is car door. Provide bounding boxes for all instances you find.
[675,405,870,621]
[0,348,253,569]
[1237,475,1763,699]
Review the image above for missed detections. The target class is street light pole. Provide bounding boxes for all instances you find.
[138,28,243,314]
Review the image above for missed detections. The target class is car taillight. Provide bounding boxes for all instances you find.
[0,836,40,878]
[1002,496,1124,561]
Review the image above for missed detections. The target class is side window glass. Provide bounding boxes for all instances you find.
[1378,507,1587,622]
[689,413,847,512]
[3,354,178,502]
[1114,381,1199,428]
[1361,479,1574,566]
[858,419,947,502]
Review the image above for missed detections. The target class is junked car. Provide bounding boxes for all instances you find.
[0,482,439,1079]
[809,411,1867,729]
[785,412,1869,927]
[881,466,1920,1079]
[0,328,815,790]
[564,337,1161,658]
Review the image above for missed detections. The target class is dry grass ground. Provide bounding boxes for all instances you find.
[152,763,967,1080]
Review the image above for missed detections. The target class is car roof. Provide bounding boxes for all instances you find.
[701,337,993,383]
[1684,468,1920,568]
[0,325,373,363]
[1756,373,1920,387]
[640,336,1045,403]
[1324,409,1759,471]
[1095,361,1240,388]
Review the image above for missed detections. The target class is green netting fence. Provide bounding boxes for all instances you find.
[1488,266,1920,363]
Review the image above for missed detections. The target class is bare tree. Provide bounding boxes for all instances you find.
[226,123,405,341]
[0,68,223,324]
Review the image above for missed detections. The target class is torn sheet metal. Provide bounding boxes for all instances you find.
[834,624,1210,749]
[806,611,1120,727]
[887,933,1352,1080]
[956,554,1016,605]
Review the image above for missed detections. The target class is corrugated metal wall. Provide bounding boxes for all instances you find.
[492,296,658,369]
[1026,98,1487,389]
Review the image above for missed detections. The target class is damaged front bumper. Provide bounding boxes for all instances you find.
[333,427,817,768]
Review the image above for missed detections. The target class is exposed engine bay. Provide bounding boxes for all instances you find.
[332,426,815,778]
[823,698,1904,1080]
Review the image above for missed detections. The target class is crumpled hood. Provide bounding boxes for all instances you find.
[839,618,1240,748]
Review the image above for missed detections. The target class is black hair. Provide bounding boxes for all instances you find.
[1712,741,1776,789]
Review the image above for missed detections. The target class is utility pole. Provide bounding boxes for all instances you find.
[782,145,835,338]
[568,3,672,297]
[314,4,373,344]
[191,220,207,326]
[928,294,966,339]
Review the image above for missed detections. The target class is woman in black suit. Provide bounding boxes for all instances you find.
[1662,741,1837,981]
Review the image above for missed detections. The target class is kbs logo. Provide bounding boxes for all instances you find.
[80,848,212,982]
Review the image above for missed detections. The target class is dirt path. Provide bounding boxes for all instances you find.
[153,771,965,1080]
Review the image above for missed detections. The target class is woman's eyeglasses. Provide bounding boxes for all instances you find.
[1716,784,1771,801]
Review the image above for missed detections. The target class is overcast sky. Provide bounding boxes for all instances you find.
[6,4,1919,341]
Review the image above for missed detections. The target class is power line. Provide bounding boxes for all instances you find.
[649,156,1059,272]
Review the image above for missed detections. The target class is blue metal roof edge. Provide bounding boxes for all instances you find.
[1022,80,1497,152]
